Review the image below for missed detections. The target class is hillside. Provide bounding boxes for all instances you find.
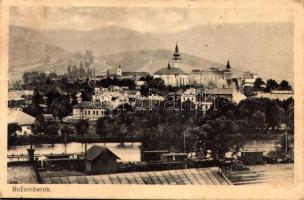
[98,49,224,74]
[9,23,294,82]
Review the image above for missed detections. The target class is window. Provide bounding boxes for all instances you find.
[93,111,95,115]
[88,110,90,115]
[84,110,87,115]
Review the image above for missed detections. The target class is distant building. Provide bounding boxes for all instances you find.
[181,88,213,112]
[107,64,149,80]
[84,145,120,174]
[239,71,261,88]
[8,109,35,135]
[98,91,129,109]
[256,90,294,100]
[154,44,189,86]
[108,85,123,93]
[189,60,232,88]
[71,101,106,120]
[8,90,33,108]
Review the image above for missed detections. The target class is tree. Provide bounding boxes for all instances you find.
[45,89,61,108]
[268,104,285,130]
[140,85,149,96]
[61,126,74,144]
[265,79,278,92]
[278,80,292,91]
[96,117,109,145]
[147,78,165,91]
[243,86,256,97]
[50,96,72,122]
[253,78,265,91]
[48,72,58,80]
[8,123,21,146]
[139,75,153,82]
[75,119,89,143]
[252,111,266,131]
[44,122,59,145]
[32,115,46,134]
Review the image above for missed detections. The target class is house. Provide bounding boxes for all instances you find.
[148,94,164,101]
[108,85,123,92]
[98,91,129,109]
[153,44,190,86]
[239,71,262,88]
[71,101,106,120]
[84,145,120,174]
[8,109,35,135]
[107,64,149,80]
[181,88,213,112]
[8,90,33,107]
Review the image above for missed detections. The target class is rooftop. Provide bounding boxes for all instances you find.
[73,101,107,109]
[154,67,186,75]
[42,167,230,185]
[86,145,120,161]
[7,164,38,184]
[8,109,35,125]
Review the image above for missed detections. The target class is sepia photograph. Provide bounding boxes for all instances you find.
[1,0,304,199]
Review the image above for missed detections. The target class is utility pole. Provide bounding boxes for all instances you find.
[285,125,288,156]
[64,131,67,154]
[184,132,186,153]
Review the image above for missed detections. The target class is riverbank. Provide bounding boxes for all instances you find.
[9,132,284,147]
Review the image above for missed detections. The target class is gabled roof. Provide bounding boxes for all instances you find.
[86,145,120,161]
[154,67,186,75]
[8,109,35,125]
[73,101,103,109]
[122,72,150,77]
[183,88,196,95]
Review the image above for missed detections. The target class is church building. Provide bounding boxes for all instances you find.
[153,44,189,87]
[189,60,232,88]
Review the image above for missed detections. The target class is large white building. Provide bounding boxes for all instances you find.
[154,44,233,88]
[71,101,106,120]
[189,61,232,88]
[154,44,190,87]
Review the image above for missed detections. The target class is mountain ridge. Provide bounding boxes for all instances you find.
[9,23,294,83]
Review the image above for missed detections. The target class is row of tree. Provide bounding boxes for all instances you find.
[91,96,294,158]
[244,78,293,97]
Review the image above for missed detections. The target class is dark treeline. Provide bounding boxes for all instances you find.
[243,78,293,97]
[92,97,294,159]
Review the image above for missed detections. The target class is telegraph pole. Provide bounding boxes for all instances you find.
[285,125,288,156]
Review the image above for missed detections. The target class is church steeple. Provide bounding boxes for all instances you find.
[172,42,181,61]
[117,63,122,76]
[226,60,231,71]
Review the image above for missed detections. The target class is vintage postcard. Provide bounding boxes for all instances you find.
[1,0,304,199]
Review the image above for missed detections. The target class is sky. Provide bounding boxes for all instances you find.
[9,6,294,32]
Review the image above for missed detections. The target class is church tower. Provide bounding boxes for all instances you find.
[171,43,182,68]
[117,64,122,76]
[224,60,232,80]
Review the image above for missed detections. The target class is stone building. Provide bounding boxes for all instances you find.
[154,44,189,86]
[189,60,232,88]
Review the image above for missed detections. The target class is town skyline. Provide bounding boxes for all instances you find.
[9,22,294,84]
